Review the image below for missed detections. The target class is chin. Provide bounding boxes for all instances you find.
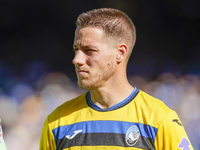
[78,81,91,89]
[77,80,97,90]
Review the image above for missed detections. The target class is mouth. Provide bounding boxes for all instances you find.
[76,68,89,75]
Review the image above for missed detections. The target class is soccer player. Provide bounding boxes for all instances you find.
[40,8,193,150]
[0,119,7,150]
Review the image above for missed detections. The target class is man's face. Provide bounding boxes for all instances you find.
[73,27,117,89]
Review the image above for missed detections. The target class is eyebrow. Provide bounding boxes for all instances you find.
[73,43,97,50]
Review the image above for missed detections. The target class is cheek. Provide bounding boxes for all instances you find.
[106,54,116,67]
[107,61,114,70]
[89,52,116,71]
[101,57,115,73]
[86,59,91,66]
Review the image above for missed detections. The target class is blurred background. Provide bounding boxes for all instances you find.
[0,0,200,149]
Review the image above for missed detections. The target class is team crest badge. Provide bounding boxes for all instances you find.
[126,125,140,146]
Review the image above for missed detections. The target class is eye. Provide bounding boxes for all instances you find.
[86,49,94,52]
[85,49,96,55]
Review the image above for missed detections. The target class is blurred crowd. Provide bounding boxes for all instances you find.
[0,0,199,149]
[0,63,200,149]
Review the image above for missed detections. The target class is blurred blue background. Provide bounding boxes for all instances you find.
[0,0,200,149]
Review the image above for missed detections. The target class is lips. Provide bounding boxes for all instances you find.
[76,68,89,75]
[78,70,88,75]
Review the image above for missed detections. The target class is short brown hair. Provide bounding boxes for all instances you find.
[76,8,136,59]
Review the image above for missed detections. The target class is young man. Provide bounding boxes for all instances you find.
[0,119,7,150]
[40,8,193,150]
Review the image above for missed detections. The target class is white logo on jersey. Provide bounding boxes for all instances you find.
[66,129,83,139]
[126,125,140,146]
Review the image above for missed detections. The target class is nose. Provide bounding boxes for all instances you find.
[72,49,85,66]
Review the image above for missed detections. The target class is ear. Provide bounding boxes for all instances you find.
[116,44,128,63]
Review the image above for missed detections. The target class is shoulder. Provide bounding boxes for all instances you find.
[138,90,172,112]
[135,90,173,127]
[47,92,88,123]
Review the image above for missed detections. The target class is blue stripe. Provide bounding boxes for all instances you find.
[87,87,139,111]
[52,121,157,143]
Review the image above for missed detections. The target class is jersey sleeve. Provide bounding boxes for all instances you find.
[155,111,194,150]
[39,117,56,150]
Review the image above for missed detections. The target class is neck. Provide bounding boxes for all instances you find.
[90,76,134,109]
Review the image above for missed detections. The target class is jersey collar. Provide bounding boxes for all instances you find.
[86,87,139,112]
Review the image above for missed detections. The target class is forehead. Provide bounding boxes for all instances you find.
[74,27,105,46]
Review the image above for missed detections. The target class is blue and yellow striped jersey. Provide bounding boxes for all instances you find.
[40,87,193,150]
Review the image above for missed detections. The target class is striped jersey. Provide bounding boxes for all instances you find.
[39,87,193,150]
